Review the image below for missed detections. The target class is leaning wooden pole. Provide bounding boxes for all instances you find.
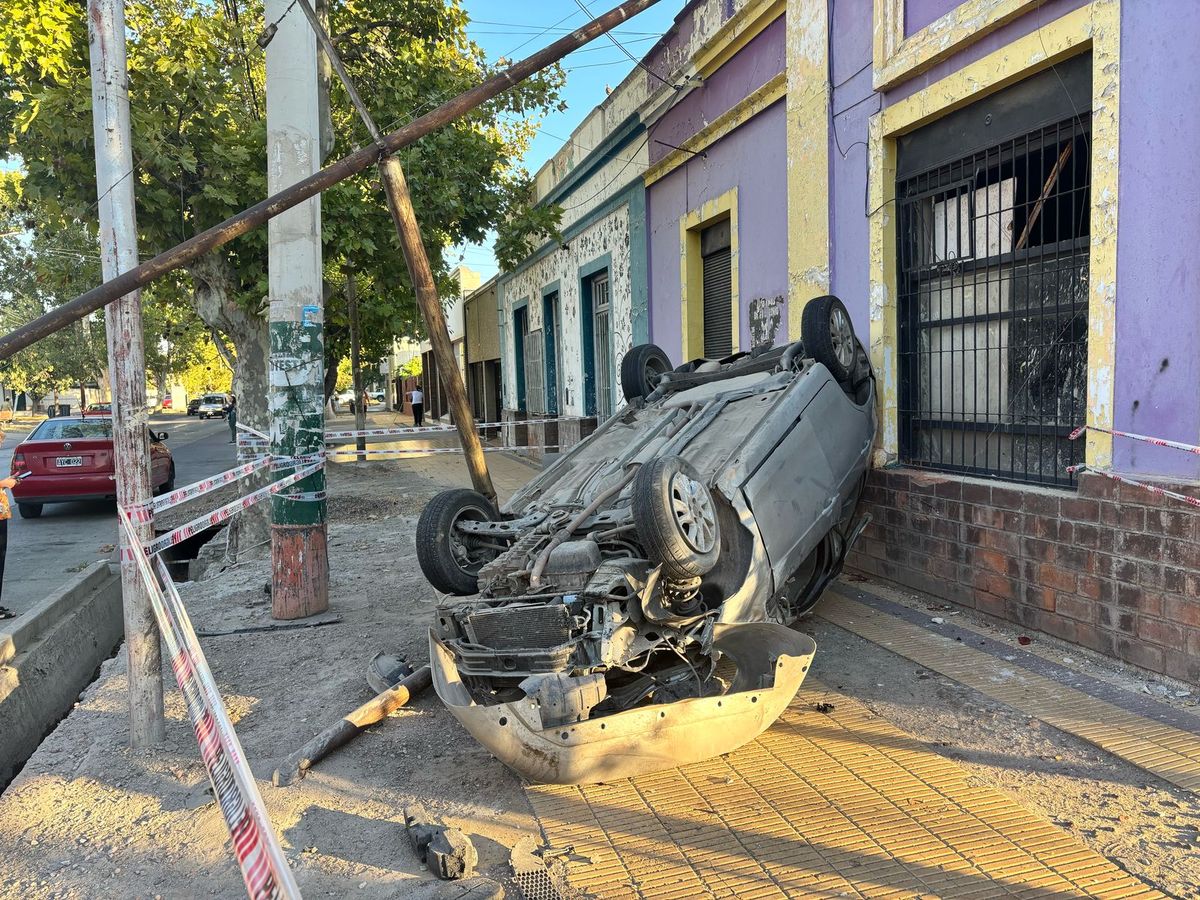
[0,0,661,362]
[296,0,496,502]
[87,0,165,746]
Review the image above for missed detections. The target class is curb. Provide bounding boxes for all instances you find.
[0,560,123,790]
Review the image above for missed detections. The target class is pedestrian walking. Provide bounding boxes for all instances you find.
[409,384,424,427]
[0,435,16,609]
[226,394,237,443]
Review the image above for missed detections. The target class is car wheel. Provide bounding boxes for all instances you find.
[801,295,857,384]
[632,456,720,579]
[620,343,672,402]
[416,489,499,595]
[18,503,43,519]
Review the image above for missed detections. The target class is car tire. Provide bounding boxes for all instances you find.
[801,295,857,384]
[416,488,499,595]
[632,456,720,579]
[18,503,43,519]
[620,343,672,402]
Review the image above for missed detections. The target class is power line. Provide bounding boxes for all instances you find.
[572,0,679,91]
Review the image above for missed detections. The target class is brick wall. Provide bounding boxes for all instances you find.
[848,468,1200,685]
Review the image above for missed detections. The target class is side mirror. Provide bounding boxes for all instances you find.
[156,431,169,441]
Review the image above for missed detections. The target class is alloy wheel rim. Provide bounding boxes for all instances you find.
[830,306,855,369]
[669,471,717,554]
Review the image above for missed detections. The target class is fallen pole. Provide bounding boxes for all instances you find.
[272,664,432,787]
[296,0,498,502]
[0,0,661,361]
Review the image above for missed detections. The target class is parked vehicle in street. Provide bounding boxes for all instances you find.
[84,402,111,415]
[9,416,175,518]
[186,397,202,416]
[196,394,228,419]
[419,295,876,782]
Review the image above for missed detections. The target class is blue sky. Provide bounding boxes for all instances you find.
[454,1,684,279]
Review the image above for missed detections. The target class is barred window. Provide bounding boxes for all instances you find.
[896,57,1091,487]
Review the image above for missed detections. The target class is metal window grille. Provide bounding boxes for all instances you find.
[897,114,1091,487]
[524,328,545,416]
[592,273,613,418]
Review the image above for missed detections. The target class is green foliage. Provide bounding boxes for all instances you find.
[177,337,234,396]
[398,355,421,379]
[0,0,563,376]
[334,355,352,393]
[493,177,564,273]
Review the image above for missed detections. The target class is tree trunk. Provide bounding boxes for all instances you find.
[188,252,272,559]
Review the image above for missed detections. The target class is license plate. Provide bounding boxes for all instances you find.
[56,456,84,468]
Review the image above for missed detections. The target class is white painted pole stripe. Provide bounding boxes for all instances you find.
[236,422,271,441]
[117,511,300,899]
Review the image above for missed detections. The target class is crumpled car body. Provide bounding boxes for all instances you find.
[421,324,876,784]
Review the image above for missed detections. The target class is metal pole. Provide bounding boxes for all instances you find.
[87,0,165,747]
[346,271,366,455]
[266,0,328,620]
[296,0,496,502]
[0,0,661,361]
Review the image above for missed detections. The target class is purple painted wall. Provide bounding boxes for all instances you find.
[649,16,786,165]
[887,0,1088,104]
[905,0,957,37]
[828,0,876,335]
[647,101,789,359]
[1112,8,1200,479]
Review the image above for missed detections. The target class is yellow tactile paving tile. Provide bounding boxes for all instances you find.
[819,592,1200,794]
[526,681,1161,899]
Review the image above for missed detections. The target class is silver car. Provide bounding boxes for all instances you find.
[419,296,876,783]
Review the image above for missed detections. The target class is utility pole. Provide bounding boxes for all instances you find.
[345,271,366,455]
[265,0,328,619]
[0,0,661,361]
[87,0,165,746]
[295,0,496,504]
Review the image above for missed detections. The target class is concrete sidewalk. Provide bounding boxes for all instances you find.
[1,446,1195,898]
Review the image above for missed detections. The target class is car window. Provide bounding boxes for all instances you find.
[31,419,114,440]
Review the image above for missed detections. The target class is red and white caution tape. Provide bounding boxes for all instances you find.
[144,462,322,556]
[124,457,275,524]
[236,422,271,441]
[1067,464,1200,510]
[1069,424,1200,456]
[117,511,300,899]
[323,416,582,440]
[326,445,562,458]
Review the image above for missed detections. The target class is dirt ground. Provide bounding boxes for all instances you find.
[1,452,1198,899]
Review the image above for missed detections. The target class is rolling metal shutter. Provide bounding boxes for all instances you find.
[701,220,733,358]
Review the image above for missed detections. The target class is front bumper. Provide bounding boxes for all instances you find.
[429,622,816,784]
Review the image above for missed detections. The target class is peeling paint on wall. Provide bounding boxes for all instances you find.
[499,205,634,416]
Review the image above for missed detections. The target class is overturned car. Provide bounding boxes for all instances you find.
[418,296,876,783]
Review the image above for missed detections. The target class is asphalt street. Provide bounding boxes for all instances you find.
[0,412,237,619]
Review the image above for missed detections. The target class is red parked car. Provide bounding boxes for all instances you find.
[9,416,175,519]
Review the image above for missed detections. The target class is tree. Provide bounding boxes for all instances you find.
[1,0,561,415]
[2,0,561,549]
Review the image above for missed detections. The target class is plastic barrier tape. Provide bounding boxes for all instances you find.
[325,445,563,458]
[117,511,300,899]
[1067,464,1200,510]
[144,463,322,556]
[1070,424,1200,456]
[323,416,583,440]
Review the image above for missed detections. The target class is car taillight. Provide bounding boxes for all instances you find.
[11,453,26,475]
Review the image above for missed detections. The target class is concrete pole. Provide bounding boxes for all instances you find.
[293,0,496,505]
[86,0,165,746]
[345,271,367,455]
[266,0,329,619]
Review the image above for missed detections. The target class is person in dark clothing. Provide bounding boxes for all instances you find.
[226,394,237,443]
[409,384,424,427]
